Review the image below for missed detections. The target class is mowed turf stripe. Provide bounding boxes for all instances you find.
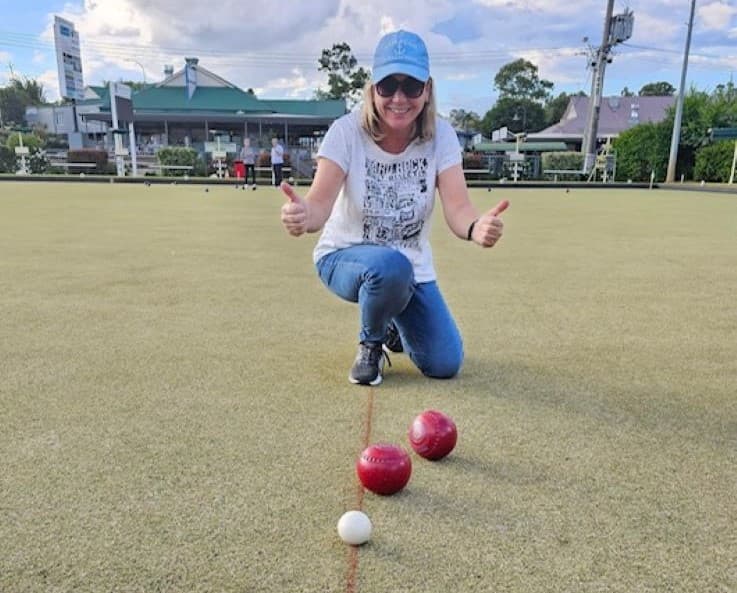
[345,388,375,593]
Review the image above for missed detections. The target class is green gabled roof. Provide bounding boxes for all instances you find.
[259,99,347,118]
[129,86,266,113]
[88,85,109,99]
[85,82,346,119]
[75,85,109,106]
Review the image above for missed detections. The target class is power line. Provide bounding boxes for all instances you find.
[0,29,589,66]
[621,42,736,62]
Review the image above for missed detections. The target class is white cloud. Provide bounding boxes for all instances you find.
[37,69,62,102]
[8,0,731,113]
[446,71,482,82]
[516,47,588,87]
[633,11,682,43]
[472,0,577,12]
[698,1,737,31]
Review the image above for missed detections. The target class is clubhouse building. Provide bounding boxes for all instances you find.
[26,57,347,159]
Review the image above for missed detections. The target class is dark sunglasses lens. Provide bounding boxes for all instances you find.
[376,77,399,97]
[402,78,425,98]
[376,76,425,98]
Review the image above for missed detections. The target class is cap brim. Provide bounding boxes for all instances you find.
[372,63,429,84]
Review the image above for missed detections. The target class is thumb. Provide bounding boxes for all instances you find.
[280,181,302,204]
[488,199,509,217]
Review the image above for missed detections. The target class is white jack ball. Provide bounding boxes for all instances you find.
[337,510,372,545]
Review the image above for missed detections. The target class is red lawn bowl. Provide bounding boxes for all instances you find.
[408,410,458,460]
[356,443,412,495]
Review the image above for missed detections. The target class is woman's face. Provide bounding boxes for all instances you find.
[373,74,428,134]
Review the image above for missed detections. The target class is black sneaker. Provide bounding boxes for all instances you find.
[349,342,390,386]
[384,321,404,353]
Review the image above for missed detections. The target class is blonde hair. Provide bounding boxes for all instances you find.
[359,77,437,144]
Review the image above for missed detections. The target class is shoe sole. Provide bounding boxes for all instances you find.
[348,373,383,386]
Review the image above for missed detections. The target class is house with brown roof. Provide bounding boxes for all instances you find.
[528,95,676,150]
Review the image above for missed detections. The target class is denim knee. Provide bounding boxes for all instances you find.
[363,249,414,297]
[414,347,464,379]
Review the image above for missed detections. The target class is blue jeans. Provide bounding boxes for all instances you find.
[316,245,463,379]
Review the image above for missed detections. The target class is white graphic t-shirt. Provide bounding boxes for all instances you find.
[313,111,461,283]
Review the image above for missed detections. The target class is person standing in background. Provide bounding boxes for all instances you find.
[240,138,257,189]
[271,137,284,186]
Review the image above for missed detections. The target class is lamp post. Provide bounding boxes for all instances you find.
[128,59,147,85]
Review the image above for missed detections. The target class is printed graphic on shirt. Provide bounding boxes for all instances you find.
[363,157,429,248]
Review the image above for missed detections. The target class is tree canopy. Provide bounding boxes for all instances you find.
[494,58,553,102]
[544,92,585,128]
[639,81,676,96]
[477,59,556,137]
[315,42,370,108]
[448,109,481,131]
[0,76,46,127]
[614,81,737,180]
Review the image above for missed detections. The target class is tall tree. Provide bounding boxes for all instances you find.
[493,58,553,102]
[0,75,46,126]
[448,109,481,131]
[639,81,676,96]
[315,42,370,108]
[480,59,553,136]
[480,96,545,136]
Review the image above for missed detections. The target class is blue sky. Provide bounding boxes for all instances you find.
[1,0,735,117]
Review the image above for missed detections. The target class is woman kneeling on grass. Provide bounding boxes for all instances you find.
[279,30,508,386]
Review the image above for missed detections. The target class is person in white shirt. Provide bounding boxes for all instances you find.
[239,138,257,189]
[270,137,284,186]
[279,30,508,386]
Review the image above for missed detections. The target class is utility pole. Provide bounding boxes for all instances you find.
[581,0,615,174]
[666,0,696,183]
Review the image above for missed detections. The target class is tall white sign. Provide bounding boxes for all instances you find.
[54,16,84,101]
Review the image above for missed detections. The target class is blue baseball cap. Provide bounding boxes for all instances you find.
[372,30,430,83]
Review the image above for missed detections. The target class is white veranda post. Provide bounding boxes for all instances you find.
[14,132,30,175]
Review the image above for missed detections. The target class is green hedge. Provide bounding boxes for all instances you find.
[613,121,670,182]
[693,140,735,182]
[541,151,584,179]
[5,132,43,151]
[0,145,49,174]
[157,147,200,176]
[0,145,15,173]
[27,149,50,174]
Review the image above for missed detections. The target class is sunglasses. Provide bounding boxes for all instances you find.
[375,76,426,99]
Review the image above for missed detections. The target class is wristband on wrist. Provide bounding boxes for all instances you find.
[466,218,478,241]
